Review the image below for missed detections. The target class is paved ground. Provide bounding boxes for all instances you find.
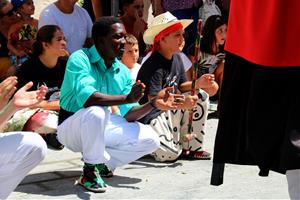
[9,112,289,199]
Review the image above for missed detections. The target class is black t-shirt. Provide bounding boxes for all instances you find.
[0,32,9,57]
[137,52,187,124]
[16,56,66,100]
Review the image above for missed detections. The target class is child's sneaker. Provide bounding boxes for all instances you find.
[77,164,107,193]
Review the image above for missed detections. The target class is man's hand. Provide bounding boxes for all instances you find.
[0,76,18,109]
[133,12,145,38]
[12,82,48,111]
[61,49,70,57]
[126,80,145,103]
[154,87,185,110]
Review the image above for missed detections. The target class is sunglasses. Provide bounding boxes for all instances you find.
[0,9,15,17]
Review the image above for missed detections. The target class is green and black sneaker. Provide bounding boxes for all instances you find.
[96,163,114,178]
[77,163,107,193]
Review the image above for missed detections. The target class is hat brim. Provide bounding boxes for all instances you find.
[143,19,193,45]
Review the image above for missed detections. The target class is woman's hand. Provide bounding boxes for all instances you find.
[12,82,48,111]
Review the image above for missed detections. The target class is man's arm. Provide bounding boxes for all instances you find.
[83,7,94,48]
[125,87,185,122]
[152,0,164,16]
[84,81,145,108]
[179,74,217,94]
[30,100,60,111]
[84,92,128,107]
[91,0,103,19]
[123,101,154,122]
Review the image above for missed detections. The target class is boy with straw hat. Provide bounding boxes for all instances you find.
[137,11,218,161]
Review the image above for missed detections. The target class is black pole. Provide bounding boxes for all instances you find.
[210,163,225,186]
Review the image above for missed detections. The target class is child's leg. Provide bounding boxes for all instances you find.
[181,90,209,156]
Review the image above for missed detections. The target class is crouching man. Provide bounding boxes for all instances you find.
[57,17,181,193]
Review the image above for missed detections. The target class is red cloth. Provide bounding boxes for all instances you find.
[225,0,300,67]
[152,22,183,52]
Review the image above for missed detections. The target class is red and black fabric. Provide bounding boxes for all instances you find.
[225,0,300,67]
[211,0,300,186]
[211,53,300,185]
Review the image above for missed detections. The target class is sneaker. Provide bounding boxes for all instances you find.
[96,164,113,178]
[77,164,107,193]
[42,134,64,150]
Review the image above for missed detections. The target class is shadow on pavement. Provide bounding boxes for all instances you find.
[15,170,89,199]
[15,170,142,198]
[104,175,141,189]
[125,155,193,170]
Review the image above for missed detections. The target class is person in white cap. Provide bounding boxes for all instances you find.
[137,11,218,162]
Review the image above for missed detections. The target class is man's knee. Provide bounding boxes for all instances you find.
[82,106,109,124]
[24,132,47,162]
[142,127,160,151]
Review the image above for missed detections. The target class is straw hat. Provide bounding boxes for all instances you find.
[143,11,193,45]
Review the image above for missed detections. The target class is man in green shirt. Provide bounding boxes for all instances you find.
[57,16,182,193]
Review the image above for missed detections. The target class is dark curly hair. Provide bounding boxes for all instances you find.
[92,16,122,40]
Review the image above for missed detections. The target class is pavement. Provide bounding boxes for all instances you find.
[9,109,289,199]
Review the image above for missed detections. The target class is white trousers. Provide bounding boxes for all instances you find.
[0,132,47,199]
[57,106,160,171]
[286,169,300,200]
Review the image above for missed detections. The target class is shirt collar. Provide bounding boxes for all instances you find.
[88,45,120,72]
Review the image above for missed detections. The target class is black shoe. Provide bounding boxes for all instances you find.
[42,133,64,150]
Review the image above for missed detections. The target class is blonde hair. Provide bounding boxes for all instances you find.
[125,33,138,45]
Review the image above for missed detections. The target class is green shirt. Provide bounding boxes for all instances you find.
[60,45,139,117]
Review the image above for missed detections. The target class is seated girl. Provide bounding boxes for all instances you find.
[3,25,68,150]
[198,15,227,91]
